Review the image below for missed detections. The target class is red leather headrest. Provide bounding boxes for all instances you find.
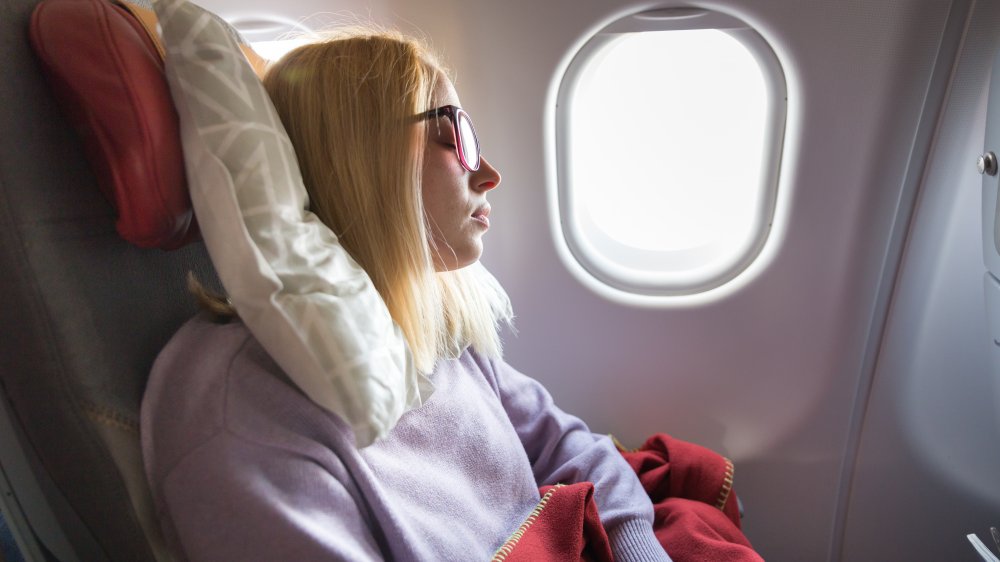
[29,0,197,249]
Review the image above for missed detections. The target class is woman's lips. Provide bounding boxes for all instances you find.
[472,205,491,228]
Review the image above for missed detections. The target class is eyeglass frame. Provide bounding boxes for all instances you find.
[415,105,481,172]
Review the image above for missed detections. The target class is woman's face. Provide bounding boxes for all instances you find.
[421,76,501,272]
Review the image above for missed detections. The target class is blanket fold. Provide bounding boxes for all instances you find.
[495,432,764,561]
[491,483,612,562]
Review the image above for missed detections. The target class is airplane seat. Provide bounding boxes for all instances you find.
[0,0,221,558]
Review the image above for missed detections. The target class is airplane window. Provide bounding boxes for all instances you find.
[227,13,312,61]
[251,38,309,60]
[555,9,786,298]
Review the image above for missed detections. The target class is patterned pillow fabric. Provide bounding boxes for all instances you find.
[153,0,430,446]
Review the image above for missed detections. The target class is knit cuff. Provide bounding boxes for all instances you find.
[608,518,672,562]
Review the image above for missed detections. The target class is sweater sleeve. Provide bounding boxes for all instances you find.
[160,432,384,562]
[488,356,671,562]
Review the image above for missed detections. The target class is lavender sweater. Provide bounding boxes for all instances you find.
[141,316,671,561]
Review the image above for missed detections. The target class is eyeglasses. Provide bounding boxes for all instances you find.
[416,105,481,172]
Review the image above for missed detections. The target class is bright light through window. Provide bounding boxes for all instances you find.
[251,38,310,61]
[557,15,785,297]
[573,30,766,252]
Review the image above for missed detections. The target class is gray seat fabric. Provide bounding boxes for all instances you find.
[0,0,219,558]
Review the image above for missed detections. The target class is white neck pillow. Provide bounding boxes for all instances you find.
[154,0,432,446]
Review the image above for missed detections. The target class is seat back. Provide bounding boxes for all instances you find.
[0,0,219,557]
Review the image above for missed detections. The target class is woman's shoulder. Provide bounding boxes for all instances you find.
[449,347,508,394]
[144,315,263,431]
[144,315,255,421]
[154,314,257,375]
[142,315,354,483]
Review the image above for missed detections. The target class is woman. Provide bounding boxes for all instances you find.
[142,29,670,561]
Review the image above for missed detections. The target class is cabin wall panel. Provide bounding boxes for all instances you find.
[842,1,1000,559]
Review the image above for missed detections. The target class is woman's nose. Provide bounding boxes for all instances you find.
[473,156,501,192]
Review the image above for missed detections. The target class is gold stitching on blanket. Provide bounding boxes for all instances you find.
[491,484,565,562]
[80,400,140,435]
[716,457,734,510]
[610,434,638,453]
[612,434,735,512]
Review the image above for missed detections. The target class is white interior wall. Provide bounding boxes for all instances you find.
[197,0,993,559]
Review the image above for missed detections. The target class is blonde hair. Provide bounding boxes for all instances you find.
[261,29,512,372]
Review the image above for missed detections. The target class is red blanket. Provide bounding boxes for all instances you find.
[491,482,613,562]
[492,433,763,561]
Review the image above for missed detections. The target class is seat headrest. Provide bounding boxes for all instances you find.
[28,0,267,249]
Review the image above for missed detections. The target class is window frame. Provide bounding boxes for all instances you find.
[553,8,787,299]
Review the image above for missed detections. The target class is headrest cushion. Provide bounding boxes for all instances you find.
[28,0,268,249]
[30,0,193,249]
